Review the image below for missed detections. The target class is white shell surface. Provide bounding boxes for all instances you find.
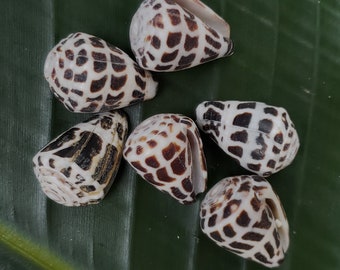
[200,175,289,267]
[32,111,128,206]
[44,32,158,113]
[123,113,207,204]
[129,0,233,72]
[196,101,300,176]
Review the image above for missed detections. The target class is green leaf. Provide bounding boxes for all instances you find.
[1,0,340,269]
[0,223,74,270]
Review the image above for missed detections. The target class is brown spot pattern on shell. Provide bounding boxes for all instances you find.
[44,32,158,113]
[123,113,207,204]
[200,175,289,267]
[129,0,233,72]
[196,101,300,176]
[32,111,128,206]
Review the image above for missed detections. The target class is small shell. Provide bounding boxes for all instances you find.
[44,32,158,113]
[32,111,128,206]
[200,175,289,267]
[196,101,300,176]
[129,0,233,72]
[123,114,207,204]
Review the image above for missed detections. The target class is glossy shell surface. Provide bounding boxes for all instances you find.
[123,113,207,204]
[200,175,289,267]
[44,32,158,113]
[130,0,233,72]
[32,111,128,206]
[196,101,300,176]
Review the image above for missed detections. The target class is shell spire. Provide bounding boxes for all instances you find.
[129,0,233,72]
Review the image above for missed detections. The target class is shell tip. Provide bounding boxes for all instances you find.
[145,74,159,99]
[44,50,58,80]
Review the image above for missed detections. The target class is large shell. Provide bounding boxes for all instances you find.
[129,0,233,72]
[32,111,128,206]
[44,32,158,113]
[196,101,300,176]
[200,175,289,267]
[123,114,207,204]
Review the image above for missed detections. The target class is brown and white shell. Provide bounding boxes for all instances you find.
[32,111,128,206]
[129,0,233,72]
[123,113,207,204]
[200,175,289,267]
[196,101,300,176]
[44,32,158,113]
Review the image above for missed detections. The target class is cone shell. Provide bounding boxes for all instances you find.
[129,0,233,72]
[44,32,158,113]
[200,175,289,267]
[32,111,128,206]
[123,113,207,204]
[196,101,300,176]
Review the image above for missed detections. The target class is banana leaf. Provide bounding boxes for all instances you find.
[1,0,340,269]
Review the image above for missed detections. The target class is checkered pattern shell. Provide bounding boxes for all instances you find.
[130,0,233,71]
[123,113,207,204]
[196,101,300,176]
[32,111,128,206]
[44,32,158,113]
[200,175,289,267]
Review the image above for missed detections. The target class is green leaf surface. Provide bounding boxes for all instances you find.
[1,0,340,269]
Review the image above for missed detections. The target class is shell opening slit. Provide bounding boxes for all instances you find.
[174,0,230,38]
[187,128,206,195]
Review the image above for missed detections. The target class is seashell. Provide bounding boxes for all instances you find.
[32,111,128,206]
[123,113,207,204]
[44,32,158,113]
[196,101,300,176]
[129,0,233,72]
[200,175,289,267]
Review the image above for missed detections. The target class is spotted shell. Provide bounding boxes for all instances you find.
[129,0,233,72]
[44,32,158,113]
[123,114,207,204]
[200,175,289,267]
[32,111,128,206]
[196,101,300,176]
